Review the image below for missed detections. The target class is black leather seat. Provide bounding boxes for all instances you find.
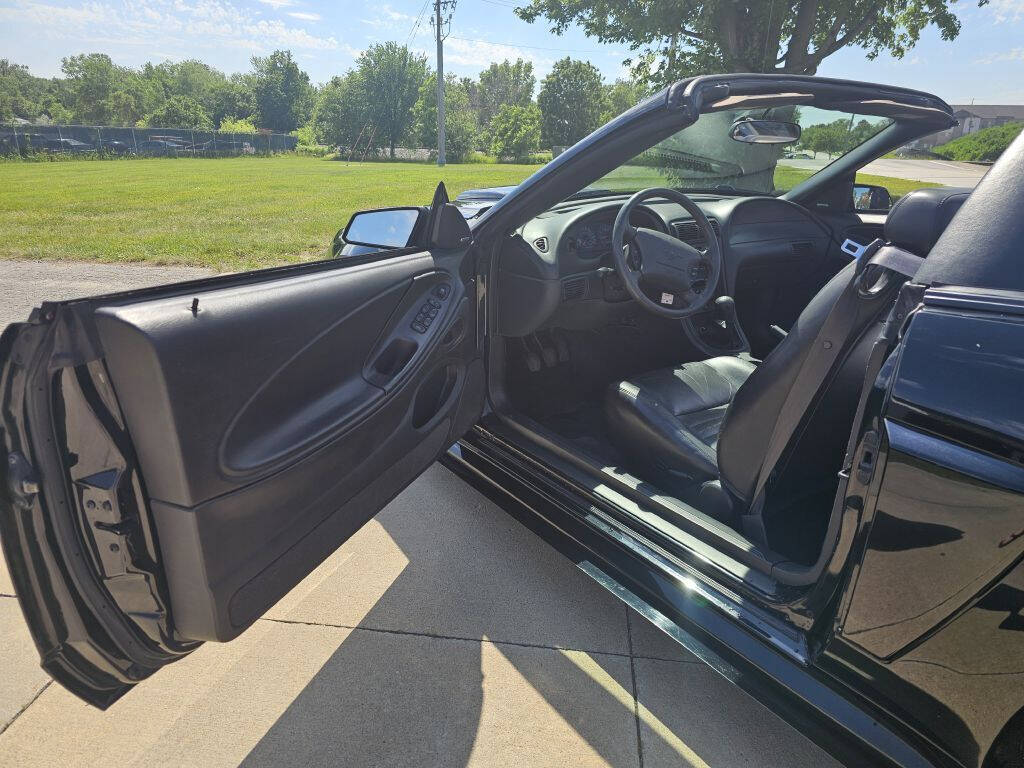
[605,187,971,530]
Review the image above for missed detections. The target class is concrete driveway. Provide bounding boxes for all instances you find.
[0,260,839,767]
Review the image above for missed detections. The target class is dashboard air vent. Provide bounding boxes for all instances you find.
[670,218,720,248]
[533,237,549,253]
[561,276,588,301]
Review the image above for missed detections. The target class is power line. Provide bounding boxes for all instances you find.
[405,0,432,45]
[447,35,606,54]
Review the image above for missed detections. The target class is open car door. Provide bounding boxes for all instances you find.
[0,195,485,708]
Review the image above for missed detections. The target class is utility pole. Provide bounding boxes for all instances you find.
[431,0,455,166]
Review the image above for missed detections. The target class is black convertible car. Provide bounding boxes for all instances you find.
[3,74,1023,768]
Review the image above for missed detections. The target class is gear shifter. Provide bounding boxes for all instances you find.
[714,295,750,353]
[714,296,738,332]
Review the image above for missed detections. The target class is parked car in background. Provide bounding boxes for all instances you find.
[43,137,96,154]
[135,139,186,156]
[97,139,133,155]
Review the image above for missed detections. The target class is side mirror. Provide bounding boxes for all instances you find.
[342,207,424,249]
[852,183,893,212]
[729,119,801,145]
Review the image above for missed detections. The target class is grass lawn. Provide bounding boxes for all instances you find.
[595,163,940,200]
[0,156,542,271]
[2,155,941,272]
[772,165,943,198]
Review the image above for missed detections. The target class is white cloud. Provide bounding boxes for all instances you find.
[257,0,293,8]
[974,47,1024,66]
[988,0,1024,22]
[360,4,417,30]
[287,11,320,21]
[443,37,554,73]
[0,0,339,52]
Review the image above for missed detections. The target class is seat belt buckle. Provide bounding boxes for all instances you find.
[841,238,868,260]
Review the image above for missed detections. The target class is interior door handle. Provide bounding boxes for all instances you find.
[366,337,418,387]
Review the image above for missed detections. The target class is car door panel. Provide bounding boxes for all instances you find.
[826,288,1024,767]
[1,245,482,705]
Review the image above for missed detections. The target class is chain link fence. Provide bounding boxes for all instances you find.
[0,124,298,157]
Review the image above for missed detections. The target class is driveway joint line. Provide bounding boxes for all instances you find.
[260,617,635,658]
[0,680,50,738]
[626,608,645,768]
[0,593,16,599]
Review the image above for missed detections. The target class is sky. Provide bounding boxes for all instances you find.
[1,0,1022,104]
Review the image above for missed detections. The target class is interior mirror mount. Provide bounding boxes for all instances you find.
[342,207,424,250]
[729,118,801,145]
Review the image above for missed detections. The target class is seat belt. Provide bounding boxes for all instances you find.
[741,241,925,540]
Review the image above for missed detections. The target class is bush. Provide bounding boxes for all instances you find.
[142,96,214,130]
[296,143,330,157]
[934,122,1023,162]
[220,117,258,133]
[464,151,499,164]
[490,103,541,161]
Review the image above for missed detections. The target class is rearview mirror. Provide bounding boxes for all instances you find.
[852,183,893,212]
[729,119,801,145]
[343,207,423,249]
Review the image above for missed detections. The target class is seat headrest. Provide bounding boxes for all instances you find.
[884,187,972,256]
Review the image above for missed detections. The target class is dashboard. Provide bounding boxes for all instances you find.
[563,208,662,261]
[496,193,836,341]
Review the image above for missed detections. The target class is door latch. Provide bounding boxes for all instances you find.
[855,430,880,485]
[6,452,40,509]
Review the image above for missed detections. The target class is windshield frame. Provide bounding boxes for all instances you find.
[592,104,896,198]
[473,73,956,237]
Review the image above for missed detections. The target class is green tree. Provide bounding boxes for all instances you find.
[490,103,542,159]
[312,72,369,150]
[799,120,848,158]
[537,57,604,147]
[142,95,214,129]
[59,54,162,125]
[517,0,977,90]
[0,60,59,122]
[412,73,479,161]
[144,59,244,126]
[249,50,313,132]
[354,42,428,158]
[601,79,643,123]
[477,59,535,128]
[60,54,120,123]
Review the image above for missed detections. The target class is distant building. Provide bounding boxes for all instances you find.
[906,105,1024,150]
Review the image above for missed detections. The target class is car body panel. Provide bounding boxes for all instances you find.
[0,241,484,706]
[831,294,1024,767]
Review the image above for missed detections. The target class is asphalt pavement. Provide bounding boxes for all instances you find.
[0,259,840,767]
[780,156,989,187]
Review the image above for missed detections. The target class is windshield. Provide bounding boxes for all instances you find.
[596,105,893,196]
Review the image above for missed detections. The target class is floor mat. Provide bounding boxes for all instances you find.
[542,405,626,468]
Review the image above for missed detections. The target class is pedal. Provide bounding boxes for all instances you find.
[521,337,542,372]
[551,330,570,363]
[533,333,558,368]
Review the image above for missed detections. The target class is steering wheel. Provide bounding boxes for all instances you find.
[611,188,722,319]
